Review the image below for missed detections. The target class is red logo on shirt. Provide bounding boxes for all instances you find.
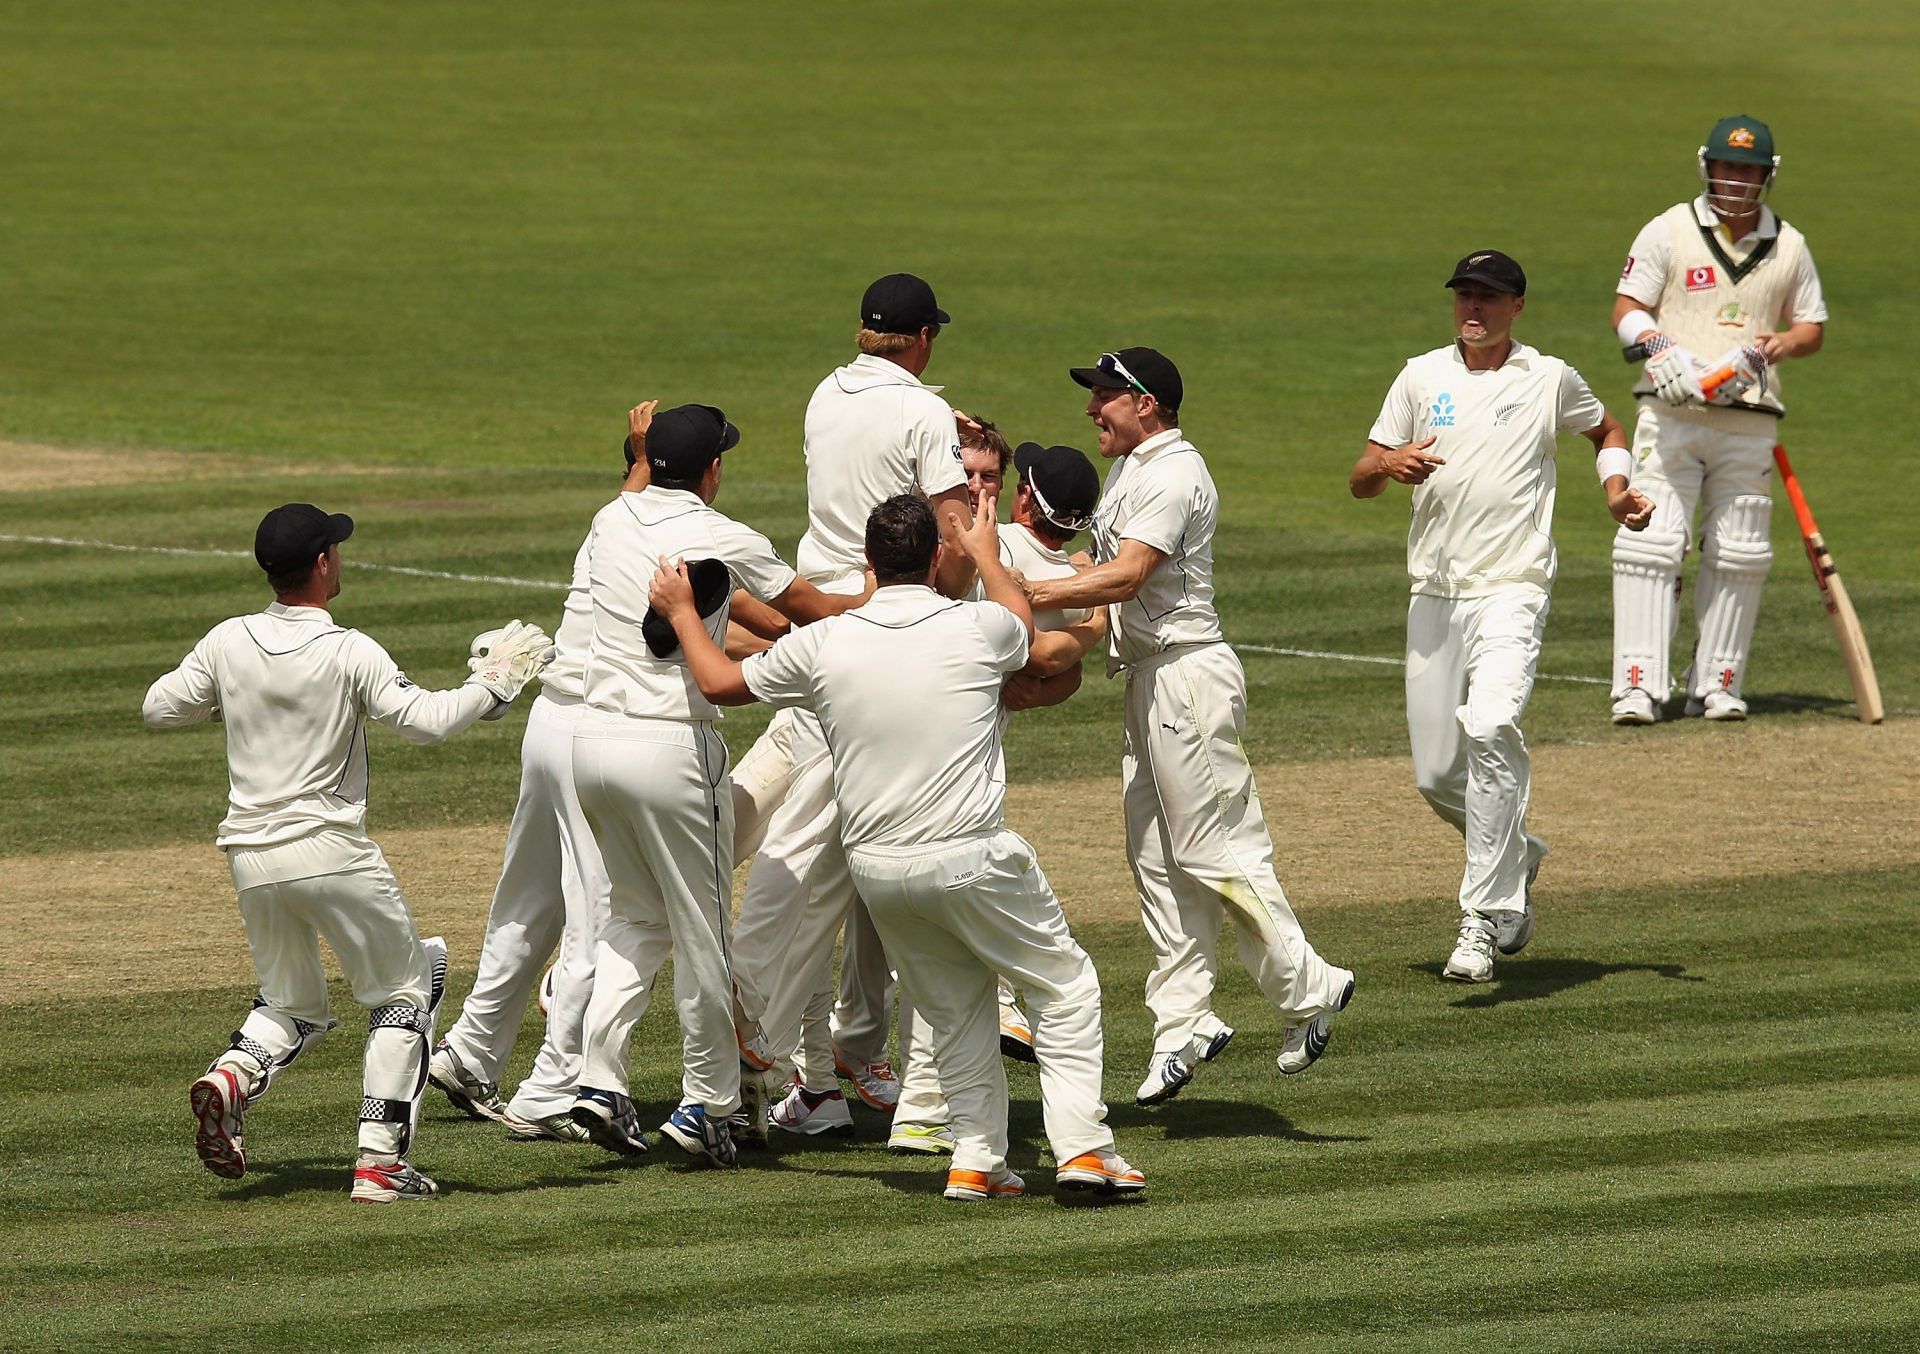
[1620,255,1635,278]
[1685,265,1717,292]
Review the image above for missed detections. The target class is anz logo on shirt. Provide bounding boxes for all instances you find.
[1429,393,1457,428]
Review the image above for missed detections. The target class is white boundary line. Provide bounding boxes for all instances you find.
[4,531,1611,684]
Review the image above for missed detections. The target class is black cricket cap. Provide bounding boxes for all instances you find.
[255,503,353,574]
[1070,347,1184,412]
[860,273,950,335]
[1445,249,1527,296]
[642,557,732,658]
[1014,442,1101,530]
[647,404,741,480]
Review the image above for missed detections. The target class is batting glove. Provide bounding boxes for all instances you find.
[1645,344,1705,406]
[465,620,557,713]
[1705,344,1767,404]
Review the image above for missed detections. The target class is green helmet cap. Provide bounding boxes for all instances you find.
[1703,115,1775,166]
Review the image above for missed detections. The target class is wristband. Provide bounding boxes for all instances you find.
[1616,309,1659,348]
[1596,446,1634,485]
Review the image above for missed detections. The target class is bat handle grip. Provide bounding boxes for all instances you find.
[1772,444,1820,540]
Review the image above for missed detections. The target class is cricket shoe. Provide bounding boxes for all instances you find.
[1497,839,1547,956]
[999,1002,1037,1064]
[833,1054,900,1111]
[1135,1049,1195,1107]
[887,1123,957,1156]
[737,1025,776,1075]
[943,1167,1025,1202]
[502,1107,592,1143]
[1277,974,1354,1075]
[1611,689,1660,725]
[1056,1150,1146,1196]
[569,1087,651,1156]
[350,1157,439,1204]
[1198,1024,1236,1062]
[659,1103,738,1169]
[731,1074,770,1151]
[427,1041,506,1122]
[769,1083,855,1137]
[1443,914,1498,984]
[1702,690,1748,721]
[188,1065,250,1180]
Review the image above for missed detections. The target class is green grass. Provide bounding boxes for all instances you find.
[6,867,1918,1352]
[3,1,1918,1347]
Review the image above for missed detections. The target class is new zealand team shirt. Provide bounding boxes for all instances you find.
[1367,341,1604,598]
[583,487,798,721]
[1090,429,1226,671]
[740,586,1029,852]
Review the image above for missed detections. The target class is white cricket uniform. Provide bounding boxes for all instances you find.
[743,586,1114,1177]
[891,522,1096,1132]
[1368,340,1604,914]
[1097,429,1351,1058]
[143,602,495,1157]
[439,516,612,1121]
[1612,197,1828,704]
[730,353,966,1092]
[573,487,797,1118]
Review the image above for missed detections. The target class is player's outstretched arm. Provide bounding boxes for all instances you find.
[362,623,552,742]
[142,637,220,728]
[1350,438,1445,498]
[1003,664,1083,712]
[1024,539,1164,612]
[651,558,756,705]
[767,574,868,626]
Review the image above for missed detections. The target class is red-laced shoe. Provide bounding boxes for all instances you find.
[350,1157,440,1204]
[188,1065,250,1180]
[833,1054,900,1111]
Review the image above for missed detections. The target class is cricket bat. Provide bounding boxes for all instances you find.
[1773,445,1884,724]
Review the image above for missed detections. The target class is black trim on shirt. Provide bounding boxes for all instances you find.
[1695,215,1780,283]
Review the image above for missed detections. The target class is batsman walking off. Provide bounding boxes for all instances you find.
[1352,251,1652,983]
[1022,348,1355,1106]
[1609,114,1828,724]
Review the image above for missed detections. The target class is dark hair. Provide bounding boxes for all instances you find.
[865,493,939,583]
[266,557,319,594]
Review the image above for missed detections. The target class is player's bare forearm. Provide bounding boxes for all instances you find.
[1580,411,1628,454]
[1003,664,1082,711]
[730,590,790,641]
[930,486,978,599]
[1022,613,1105,678]
[1350,444,1392,498]
[1025,540,1162,610]
[1352,438,1444,498]
[670,608,755,705]
[770,576,865,626]
[1585,414,1653,530]
[725,622,773,659]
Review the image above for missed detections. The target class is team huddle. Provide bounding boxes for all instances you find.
[146,115,1824,1204]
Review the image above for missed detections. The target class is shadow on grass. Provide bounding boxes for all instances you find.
[1655,692,1853,720]
[216,1155,636,1201]
[1110,1096,1369,1145]
[1409,957,1706,1008]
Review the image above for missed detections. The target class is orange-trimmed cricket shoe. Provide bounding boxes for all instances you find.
[943,1167,1025,1202]
[1056,1150,1146,1196]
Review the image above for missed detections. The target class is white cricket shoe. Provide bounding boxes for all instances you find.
[887,1123,957,1155]
[189,1064,251,1180]
[1135,1050,1195,1106]
[769,1084,855,1137]
[1611,689,1659,725]
[502,1107,592,1143]
[350,1157,440,1204]
[427,1041,506,1122]
[1497,839,1545,956]
[833,1054,900,1111]
[1277,974,1353,1075]
[1198,1023,1236,1062]
[999,1002,1037,1063]
[1443,913,1498,983]
[1703,690,1748,721]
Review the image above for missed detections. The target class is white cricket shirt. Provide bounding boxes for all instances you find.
[582,487,798,721]
[965,522,1093,634]
[537,527,595,700]
[142,602,495,860]
[1367,341,1604,598]
[741,586,1029,851]
[793,354,966,591]
[1090,429,1226,670]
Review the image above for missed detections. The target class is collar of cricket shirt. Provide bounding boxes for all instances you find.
[1691,194,1779,246]
[845,351,947,394]
[264,600,335,622]
[1127,428,1188,464]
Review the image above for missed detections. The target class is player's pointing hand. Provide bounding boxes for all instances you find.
[1385,435,1447,485]
[955,483,1001,562]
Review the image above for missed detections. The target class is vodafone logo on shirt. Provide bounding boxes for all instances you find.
[1684,265,1717,292]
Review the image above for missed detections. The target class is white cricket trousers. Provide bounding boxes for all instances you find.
[439,691,610,1119]
[730,709,887,1090]
[1126,643,1350,1056]
[573,711,740,1117]
[227,831,433,1158]
[848,830,1113,1175]
[1405,586,1548,917]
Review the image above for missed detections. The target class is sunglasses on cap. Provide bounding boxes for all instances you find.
[1095,351,1151,397]
[1026,477,1095,533]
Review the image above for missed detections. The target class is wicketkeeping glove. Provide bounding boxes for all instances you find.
[464,619,557,713]
[1645,343,1705,406]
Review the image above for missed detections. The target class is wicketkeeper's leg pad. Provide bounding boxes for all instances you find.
[360,1001,431,1159]
[214,1001,336,1103]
